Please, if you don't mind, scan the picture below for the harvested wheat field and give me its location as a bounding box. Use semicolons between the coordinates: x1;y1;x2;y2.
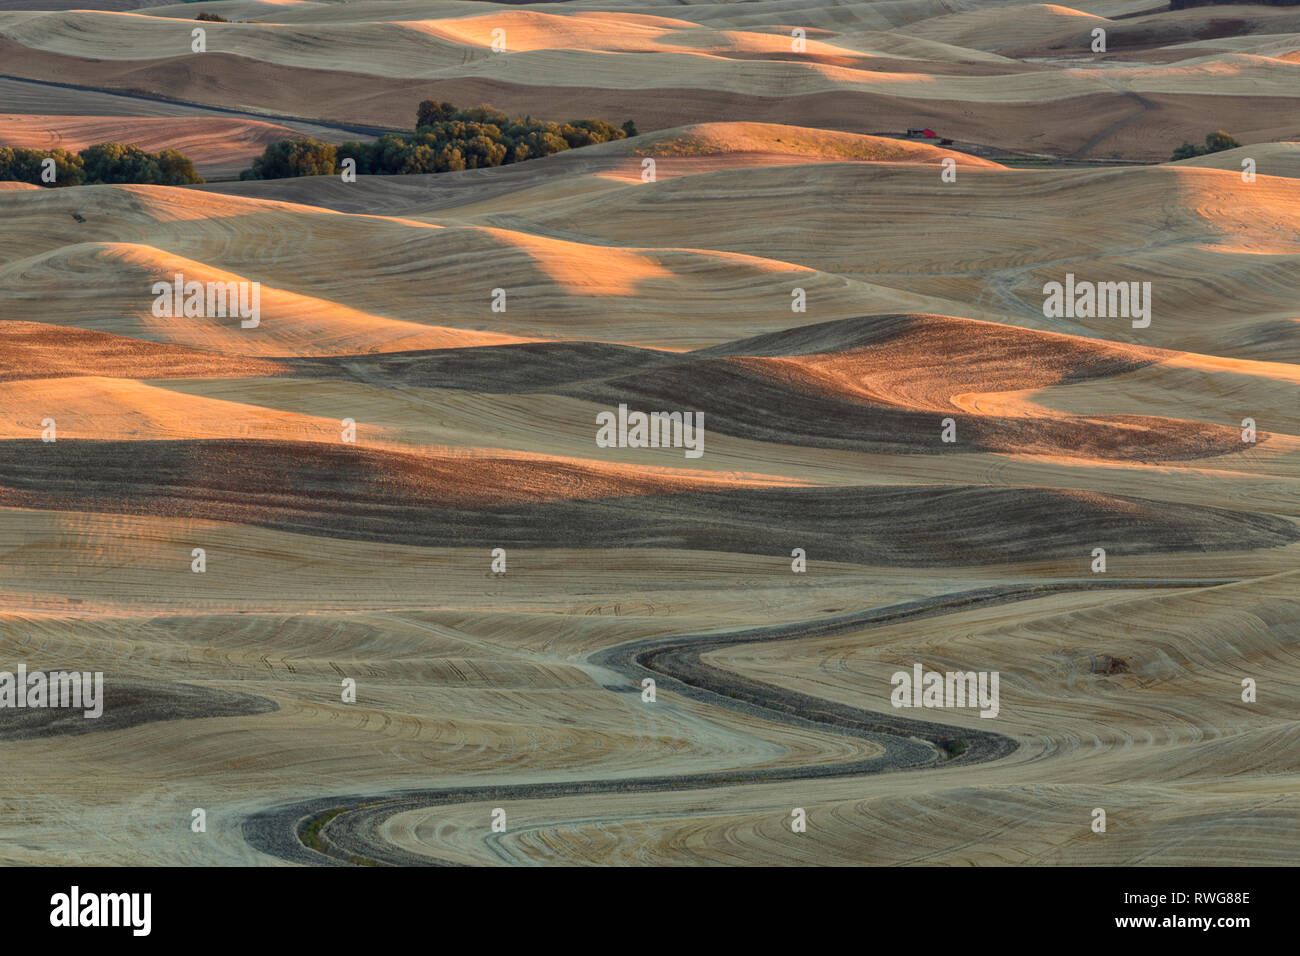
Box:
0;0;1296;891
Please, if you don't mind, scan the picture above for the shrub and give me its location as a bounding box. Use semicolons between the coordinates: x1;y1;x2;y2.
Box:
938;738;968;759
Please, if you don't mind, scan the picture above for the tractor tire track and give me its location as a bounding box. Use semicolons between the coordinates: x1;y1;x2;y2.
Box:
1069;88;1156;160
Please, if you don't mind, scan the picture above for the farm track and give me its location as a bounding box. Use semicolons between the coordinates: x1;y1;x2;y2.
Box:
0;73;399;138
241;577;1236;866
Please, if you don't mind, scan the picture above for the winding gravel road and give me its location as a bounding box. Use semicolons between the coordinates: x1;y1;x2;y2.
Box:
241;578;1236;866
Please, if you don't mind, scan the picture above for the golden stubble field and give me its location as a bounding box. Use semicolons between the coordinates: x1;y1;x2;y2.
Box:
0;0;1297;865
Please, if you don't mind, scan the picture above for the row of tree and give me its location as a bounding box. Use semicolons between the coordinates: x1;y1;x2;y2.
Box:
0;143;204;187
1169;130;1241;161
240;101;638;180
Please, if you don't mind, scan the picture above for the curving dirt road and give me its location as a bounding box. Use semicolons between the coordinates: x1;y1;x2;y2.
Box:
0;74;397;139
241;577;1236;866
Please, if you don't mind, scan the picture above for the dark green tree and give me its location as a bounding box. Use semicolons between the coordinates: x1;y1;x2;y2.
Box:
0;144;199;186
241;137;337;180
80;143;164;184
0;146;85;186
336;141;373;175
416;100;458;129
239;103;633;179
1204;130;1241;153
154;148;204;185
1169;130;1242;162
